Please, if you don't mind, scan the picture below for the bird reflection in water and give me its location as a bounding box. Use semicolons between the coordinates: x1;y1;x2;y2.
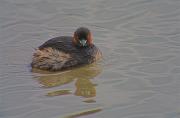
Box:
33;64;101;100
75;78;96;98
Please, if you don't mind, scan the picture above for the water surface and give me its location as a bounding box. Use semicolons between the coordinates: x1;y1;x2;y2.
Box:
1;0;180;118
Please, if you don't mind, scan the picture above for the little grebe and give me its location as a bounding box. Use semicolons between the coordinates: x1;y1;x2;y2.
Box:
31;27;102;71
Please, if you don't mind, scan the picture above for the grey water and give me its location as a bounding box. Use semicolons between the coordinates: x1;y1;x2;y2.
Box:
1;0;180;118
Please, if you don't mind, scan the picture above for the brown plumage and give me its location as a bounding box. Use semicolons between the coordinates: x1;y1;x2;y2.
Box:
31;27;102;71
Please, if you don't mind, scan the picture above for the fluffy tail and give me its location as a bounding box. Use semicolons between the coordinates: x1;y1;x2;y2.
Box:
31;47;71;71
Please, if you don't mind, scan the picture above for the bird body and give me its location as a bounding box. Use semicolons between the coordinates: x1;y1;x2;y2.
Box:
31;27;102;71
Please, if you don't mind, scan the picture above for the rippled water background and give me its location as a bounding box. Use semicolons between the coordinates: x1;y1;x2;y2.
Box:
1;0;180;118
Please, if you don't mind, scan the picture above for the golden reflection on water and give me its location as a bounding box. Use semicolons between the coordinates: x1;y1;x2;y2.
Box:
64;107;102;118
46;90;71;97
75;78;96;98
33;64;102;98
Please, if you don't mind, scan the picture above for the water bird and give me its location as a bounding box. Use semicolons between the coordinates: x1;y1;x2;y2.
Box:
31;27;102;71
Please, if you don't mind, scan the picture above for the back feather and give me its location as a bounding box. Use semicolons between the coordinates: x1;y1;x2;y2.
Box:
31;47;71;71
